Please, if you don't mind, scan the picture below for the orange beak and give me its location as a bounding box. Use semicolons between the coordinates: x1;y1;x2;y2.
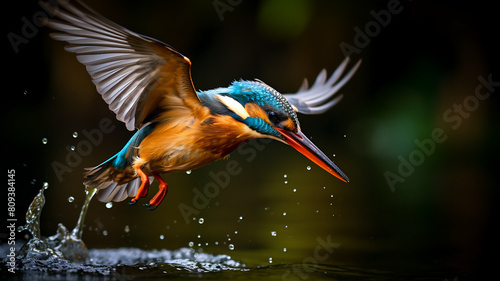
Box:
275;128;349;183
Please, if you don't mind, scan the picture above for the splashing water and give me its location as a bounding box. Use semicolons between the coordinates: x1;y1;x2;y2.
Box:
18;188;44;236
17;187;97;263
7;186;246;277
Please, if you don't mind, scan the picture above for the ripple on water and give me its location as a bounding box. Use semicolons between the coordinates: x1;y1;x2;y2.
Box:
2;245;246;276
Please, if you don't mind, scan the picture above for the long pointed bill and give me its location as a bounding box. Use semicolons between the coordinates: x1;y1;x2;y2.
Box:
275;128;349;183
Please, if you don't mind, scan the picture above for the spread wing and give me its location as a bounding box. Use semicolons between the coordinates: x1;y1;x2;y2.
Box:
41;0;200;131
283;57;361;114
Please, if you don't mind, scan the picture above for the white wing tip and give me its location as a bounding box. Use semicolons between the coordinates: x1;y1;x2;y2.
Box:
284;58;361;114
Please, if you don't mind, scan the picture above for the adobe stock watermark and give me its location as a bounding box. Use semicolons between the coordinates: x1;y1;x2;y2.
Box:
213;0;244;21
51;118;116;183
7;0;70;54
282;235;340;281
384;74;499;192
178;138;271;224
339;0;412;58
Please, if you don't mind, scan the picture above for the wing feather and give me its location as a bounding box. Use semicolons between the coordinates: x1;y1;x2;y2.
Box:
42;0;200;130
283;57;361;114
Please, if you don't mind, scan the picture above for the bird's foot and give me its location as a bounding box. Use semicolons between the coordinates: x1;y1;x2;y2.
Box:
129;167;150;205
143;174;169;210
144;203;157;211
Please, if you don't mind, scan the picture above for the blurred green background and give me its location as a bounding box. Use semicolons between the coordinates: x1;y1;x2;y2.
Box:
3;0;498;279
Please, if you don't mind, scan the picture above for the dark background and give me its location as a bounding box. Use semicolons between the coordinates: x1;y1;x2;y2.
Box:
3;0;499;279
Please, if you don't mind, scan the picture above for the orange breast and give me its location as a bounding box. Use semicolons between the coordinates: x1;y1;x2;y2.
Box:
136;113;254;174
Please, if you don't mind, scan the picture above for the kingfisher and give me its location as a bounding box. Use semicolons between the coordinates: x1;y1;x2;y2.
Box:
42;0;360;210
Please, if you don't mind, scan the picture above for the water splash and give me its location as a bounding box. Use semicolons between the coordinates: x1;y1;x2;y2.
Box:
8;186;246;277
17;187;97;263
15;189;54;261
17;188;44;238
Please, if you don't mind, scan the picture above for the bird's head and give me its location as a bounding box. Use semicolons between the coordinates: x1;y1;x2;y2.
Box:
199;80;349;183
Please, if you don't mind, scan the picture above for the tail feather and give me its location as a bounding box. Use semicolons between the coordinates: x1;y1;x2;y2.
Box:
83;123;156;202
94;179;134;202
92;176;155;203
83;156;140;203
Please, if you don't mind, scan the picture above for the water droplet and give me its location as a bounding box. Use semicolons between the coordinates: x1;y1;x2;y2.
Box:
186;170;192;175
332;153;336;157
188;241;194;247
343;134;347;138
283;174;287;178
42;182;49;189
197;234;201;239
293;189;297;193
282;212;287;216
215;241;219;245
72;132;78;138
70;146;75;151
42;138;48;144
124;225;130;233
306;166;311;171
102;230;108;236
330;194;334;198
228;244;235;250
23;90;28;95
284;180;288;184
269;257;273;263
234;230;238;234
105;202;113;209
315;210;319;213
239;216;243;220
283;248;287;252
159;234;164;240
68;196;74;203
198;218;204;224
271;231;277;237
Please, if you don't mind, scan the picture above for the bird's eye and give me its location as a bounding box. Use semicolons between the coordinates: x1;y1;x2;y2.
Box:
267;111;280;124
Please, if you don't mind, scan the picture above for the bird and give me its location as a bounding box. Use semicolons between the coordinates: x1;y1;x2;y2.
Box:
41;0;361;210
